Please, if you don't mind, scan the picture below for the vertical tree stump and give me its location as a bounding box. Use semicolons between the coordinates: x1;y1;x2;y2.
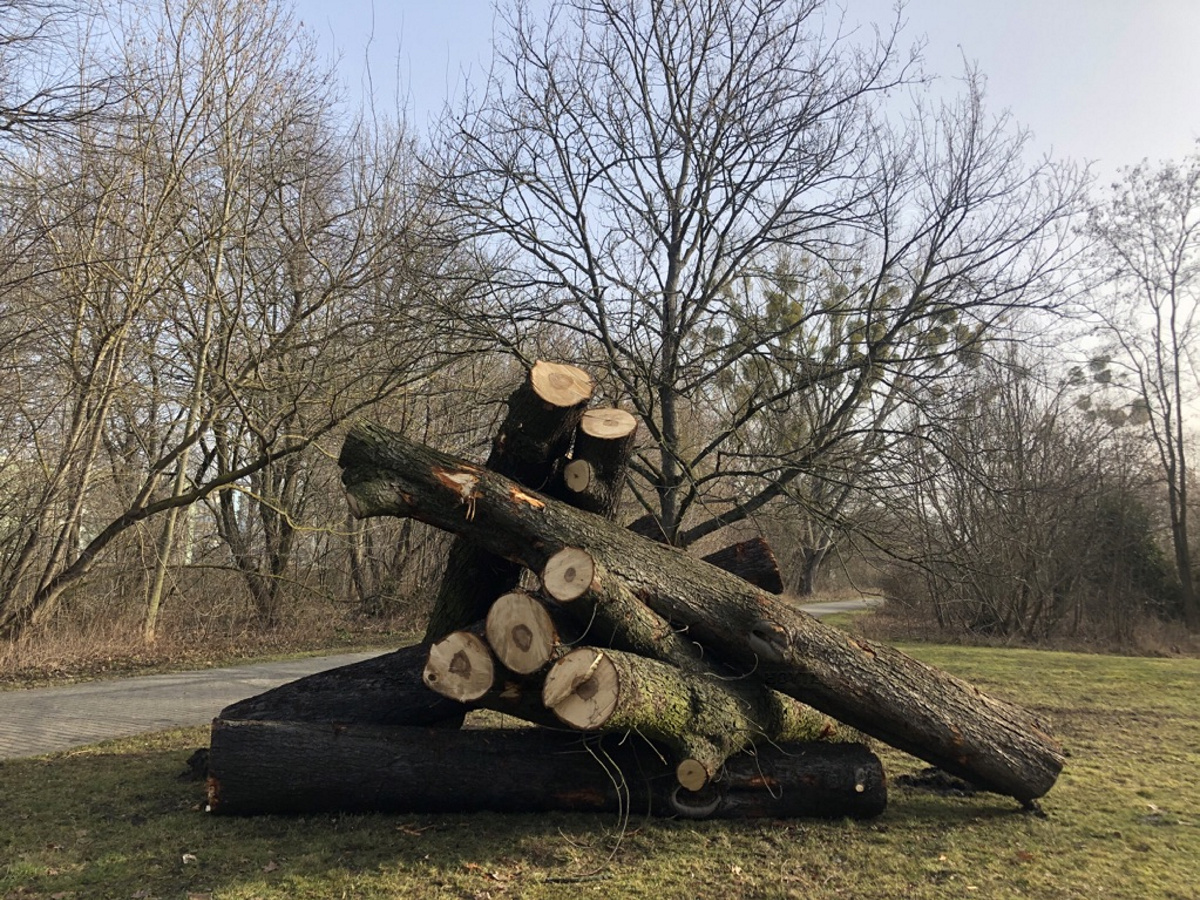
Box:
423;360;592;643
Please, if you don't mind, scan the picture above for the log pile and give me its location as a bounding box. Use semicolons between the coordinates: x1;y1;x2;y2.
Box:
207;361;1064;820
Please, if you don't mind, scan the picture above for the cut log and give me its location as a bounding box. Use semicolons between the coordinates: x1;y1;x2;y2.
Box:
485;590;564;674
422;625;567;728
217;643;461;727
542;645;845;790
207;719;886;819
423;630;495;702
542;546;703;664
556;407;638;517
701;537;785;594
339;422;1065;802
541;547;853;786
423;360;593;643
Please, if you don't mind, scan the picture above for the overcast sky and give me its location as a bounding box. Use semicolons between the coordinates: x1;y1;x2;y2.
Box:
293;0;1200;179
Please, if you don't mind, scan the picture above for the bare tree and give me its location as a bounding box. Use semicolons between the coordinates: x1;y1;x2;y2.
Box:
1086;142;1200;631
436;0;1082;560
0;0;452;640
0;0;116;145
885;347;1175;643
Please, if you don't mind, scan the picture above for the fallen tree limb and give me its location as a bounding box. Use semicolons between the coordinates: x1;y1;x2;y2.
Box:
206;719;886;819
217;643;460;727
339;422;1065;802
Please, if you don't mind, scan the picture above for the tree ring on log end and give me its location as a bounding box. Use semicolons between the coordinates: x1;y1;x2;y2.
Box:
530;361;593;408
579;407;637;439
676;758;711;792
563;459;593;492
423;631;494;701
486;591;558;674
542;547;595;602
542;647;618;727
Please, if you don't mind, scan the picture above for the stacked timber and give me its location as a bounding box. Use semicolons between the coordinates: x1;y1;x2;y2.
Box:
206;361;1064;820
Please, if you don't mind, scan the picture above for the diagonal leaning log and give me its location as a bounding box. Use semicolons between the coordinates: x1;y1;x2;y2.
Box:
339;421;1065;803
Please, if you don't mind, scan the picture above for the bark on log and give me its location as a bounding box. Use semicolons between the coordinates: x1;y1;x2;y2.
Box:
542;645;846;790
339;422;1065;802
207;719;886;819
555;407;637;517
217;638;546;730
701;537;785;594
217;643;461;727
540;546;853;767
423;360;593;643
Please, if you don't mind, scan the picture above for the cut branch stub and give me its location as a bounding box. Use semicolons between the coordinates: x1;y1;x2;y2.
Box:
423;631;495;702
485;591;559;675
562;459;594;493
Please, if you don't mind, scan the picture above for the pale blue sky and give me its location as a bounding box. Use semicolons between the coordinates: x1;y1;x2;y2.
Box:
293;0;1200;177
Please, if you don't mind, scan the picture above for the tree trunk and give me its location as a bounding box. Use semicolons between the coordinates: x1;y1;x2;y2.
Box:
206;719;886;819
423;360;593;643
340;422;1065;803
701;537;785;594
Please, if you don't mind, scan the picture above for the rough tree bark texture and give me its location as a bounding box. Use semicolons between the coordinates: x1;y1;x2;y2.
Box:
340;422;1065;802
543;644;846;790
217;643;460;727
217;638;551;730
423;361;593;643
206;719;886;819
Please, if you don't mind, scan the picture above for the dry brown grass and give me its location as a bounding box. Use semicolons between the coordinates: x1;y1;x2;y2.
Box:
0;602;417;689
853;601;1200;658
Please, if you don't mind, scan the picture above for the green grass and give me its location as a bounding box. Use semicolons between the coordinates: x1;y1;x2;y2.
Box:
2;645;1198;899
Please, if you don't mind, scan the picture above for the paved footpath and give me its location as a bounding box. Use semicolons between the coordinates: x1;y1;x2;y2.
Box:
0;652;382;760
0;599;877;761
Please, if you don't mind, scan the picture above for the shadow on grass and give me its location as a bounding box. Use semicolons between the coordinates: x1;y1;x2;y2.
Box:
0;728;1046;900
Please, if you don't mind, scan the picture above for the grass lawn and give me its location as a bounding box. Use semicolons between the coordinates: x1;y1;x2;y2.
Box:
2;644;1197;899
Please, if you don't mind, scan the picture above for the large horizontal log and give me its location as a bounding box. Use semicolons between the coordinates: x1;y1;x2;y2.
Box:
206;719;886;819
217;638;545;730
217;643;459;727
340;423;1065;803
